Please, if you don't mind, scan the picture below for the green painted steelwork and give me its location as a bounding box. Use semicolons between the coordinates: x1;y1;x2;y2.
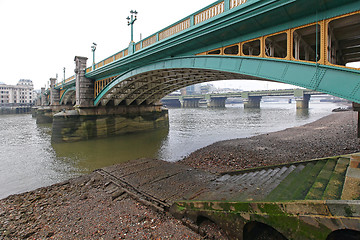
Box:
84;0;359;79
59;87;76;105
94;56;360;106
52;0;360;107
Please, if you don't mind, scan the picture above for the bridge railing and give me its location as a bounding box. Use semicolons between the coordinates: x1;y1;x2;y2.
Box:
194;1;225;25
196;10;360;72
55;75;75;88
84;0;248;74
230;0;247;9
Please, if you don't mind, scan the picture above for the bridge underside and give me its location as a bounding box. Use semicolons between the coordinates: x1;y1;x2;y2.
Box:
95;56;360;107
60;87;76;105
97;68;264;107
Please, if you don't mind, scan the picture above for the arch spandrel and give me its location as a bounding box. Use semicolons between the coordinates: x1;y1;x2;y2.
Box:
59;87;76;105
94;56;360;106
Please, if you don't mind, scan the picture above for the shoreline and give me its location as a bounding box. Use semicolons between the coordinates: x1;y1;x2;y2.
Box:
181;111;360;173
1;111;359;239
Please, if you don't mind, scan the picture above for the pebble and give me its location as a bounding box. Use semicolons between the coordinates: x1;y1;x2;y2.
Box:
181;112;360;173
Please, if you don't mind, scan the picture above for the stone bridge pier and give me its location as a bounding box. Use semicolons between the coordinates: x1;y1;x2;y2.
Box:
161;98;182;108
50;78;60;106
243;96;262;108
51;56;169;143
179;97;201;108
294;90;311;109
206;96;227;108
35;78;70;124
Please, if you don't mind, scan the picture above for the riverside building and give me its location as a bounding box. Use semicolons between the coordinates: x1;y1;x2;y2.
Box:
0;79;35;105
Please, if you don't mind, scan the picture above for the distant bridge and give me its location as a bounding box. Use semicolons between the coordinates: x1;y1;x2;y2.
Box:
162;89;325;108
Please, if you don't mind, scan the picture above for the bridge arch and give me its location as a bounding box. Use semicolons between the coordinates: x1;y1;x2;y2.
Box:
326;229;360;240
243;221;287;240
60;87;76;105
94;56;360;106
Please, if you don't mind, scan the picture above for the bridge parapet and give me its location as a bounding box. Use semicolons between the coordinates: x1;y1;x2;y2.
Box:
84;0;249;74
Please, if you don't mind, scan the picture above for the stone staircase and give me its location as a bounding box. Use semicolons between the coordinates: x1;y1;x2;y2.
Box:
97;155;356;208
172;155;360;239
196;156;351;202
97;155;359;239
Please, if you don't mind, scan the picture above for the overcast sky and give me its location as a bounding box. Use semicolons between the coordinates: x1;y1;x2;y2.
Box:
1;0;357;91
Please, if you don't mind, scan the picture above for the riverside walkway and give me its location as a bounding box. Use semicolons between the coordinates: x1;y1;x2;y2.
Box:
96;155;360;239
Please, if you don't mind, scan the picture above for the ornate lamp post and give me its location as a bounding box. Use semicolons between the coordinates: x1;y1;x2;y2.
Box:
126;10;138;43
91;42;97;71
126;10;138;54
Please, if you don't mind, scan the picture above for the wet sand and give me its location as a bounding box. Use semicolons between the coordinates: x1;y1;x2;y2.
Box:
1;111;359;239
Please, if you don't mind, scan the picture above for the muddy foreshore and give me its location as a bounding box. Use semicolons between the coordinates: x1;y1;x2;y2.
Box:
181;111;360;173
1;111;359;239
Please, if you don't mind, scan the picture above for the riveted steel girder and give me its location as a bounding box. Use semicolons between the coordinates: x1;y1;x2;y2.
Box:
94;56;360;106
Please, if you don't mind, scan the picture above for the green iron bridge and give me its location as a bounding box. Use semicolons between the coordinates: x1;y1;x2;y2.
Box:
33;0;360;150
38;0;360;109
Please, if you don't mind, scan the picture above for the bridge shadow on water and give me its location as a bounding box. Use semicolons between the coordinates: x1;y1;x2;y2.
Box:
51;128;169;174
46;102;337;178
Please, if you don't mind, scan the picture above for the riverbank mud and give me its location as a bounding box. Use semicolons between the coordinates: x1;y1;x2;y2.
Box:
0;172;201;239
181;111;360;173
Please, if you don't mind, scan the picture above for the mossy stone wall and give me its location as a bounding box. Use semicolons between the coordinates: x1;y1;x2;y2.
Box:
51;108;168;142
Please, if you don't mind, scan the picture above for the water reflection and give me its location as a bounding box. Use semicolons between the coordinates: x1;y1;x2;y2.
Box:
296;108;310;119
52;128;169;173
0;102;341;199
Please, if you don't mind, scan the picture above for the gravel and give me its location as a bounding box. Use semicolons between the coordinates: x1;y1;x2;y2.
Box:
181;111;360;173
0;173;201;239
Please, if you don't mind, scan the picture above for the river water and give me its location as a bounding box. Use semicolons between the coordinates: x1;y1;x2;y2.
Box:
0;101;341;199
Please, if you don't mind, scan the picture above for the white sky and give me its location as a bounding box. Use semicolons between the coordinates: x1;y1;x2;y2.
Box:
0;0;214;89
0;0;357;91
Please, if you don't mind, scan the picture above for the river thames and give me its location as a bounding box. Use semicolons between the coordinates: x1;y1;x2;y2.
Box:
0;101;341;199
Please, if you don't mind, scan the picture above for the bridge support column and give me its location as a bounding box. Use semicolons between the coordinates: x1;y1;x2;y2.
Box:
294;89;310;109
75;56;94;107
40;87;46;106
51;104;168;142
36;107;53;124
352;102;360;138
161;99;181;108
244;96;262;108
295;95;310;109
207;97;227;108
180;98;200;108
50;78;60;106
